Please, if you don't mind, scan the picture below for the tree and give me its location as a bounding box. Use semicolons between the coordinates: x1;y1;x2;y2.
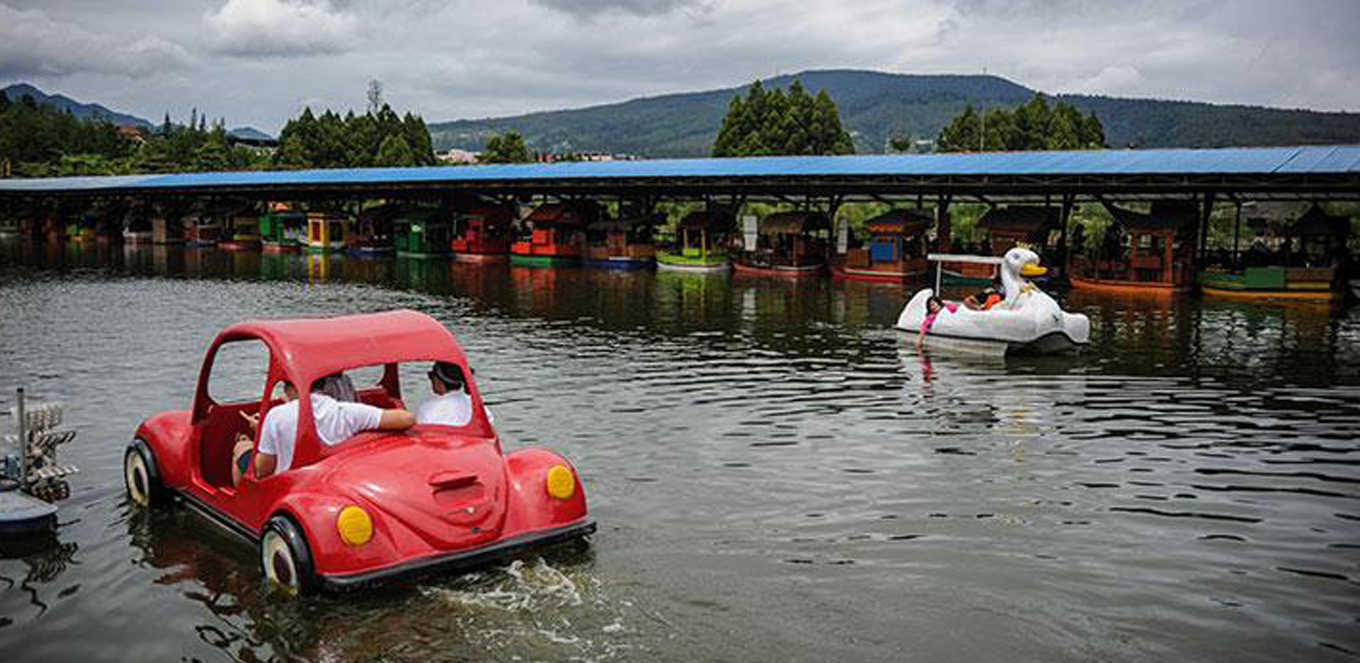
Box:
376;134;416;166
712;78;854;157
937;94;1106;152
482;131;532;163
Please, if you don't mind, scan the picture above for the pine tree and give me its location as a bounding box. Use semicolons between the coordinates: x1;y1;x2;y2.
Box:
376;134;416;166
482;131;531;163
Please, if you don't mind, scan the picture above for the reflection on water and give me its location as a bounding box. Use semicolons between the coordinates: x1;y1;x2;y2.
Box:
1;241;1358;662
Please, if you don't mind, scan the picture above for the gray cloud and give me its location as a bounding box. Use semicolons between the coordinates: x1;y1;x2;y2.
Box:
5;0;1358;136
530;0;716;19
0;4;195;79
201;0;360;57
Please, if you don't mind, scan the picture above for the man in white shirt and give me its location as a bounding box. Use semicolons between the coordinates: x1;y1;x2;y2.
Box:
232;375;415;484
416;362;479;426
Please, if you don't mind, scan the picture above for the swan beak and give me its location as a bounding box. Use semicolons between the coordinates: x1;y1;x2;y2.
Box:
1021;263;1047;277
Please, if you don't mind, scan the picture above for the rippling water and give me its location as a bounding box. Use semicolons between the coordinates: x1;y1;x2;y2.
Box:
1;241;1358;662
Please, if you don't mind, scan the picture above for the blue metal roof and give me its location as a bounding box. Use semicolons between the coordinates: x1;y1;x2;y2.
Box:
1;145;1357;193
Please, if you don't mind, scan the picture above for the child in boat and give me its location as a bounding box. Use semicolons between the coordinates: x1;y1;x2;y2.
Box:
963;278;1005;310
916;296;958;349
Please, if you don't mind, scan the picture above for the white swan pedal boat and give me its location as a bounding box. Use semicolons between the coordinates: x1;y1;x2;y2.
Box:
897;248;1091;355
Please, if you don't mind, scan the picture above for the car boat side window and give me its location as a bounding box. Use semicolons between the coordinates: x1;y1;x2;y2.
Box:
208;339;272;404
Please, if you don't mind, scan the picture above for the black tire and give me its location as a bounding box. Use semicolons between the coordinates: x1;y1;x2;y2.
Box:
260;516;317;595
124;440;163;508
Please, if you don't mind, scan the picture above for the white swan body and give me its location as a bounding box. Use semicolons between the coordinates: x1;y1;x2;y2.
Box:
897;248;1090;354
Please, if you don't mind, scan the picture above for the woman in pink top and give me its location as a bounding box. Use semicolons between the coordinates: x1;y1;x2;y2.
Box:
916;296;957;349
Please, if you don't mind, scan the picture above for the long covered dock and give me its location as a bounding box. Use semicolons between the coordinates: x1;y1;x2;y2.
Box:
1;145;1358;203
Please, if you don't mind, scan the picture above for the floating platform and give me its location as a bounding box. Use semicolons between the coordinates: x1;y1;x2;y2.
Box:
0;489;57;535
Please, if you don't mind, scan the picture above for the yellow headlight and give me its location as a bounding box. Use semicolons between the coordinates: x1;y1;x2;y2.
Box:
337;505;373;546
546;465;576;500
1021;263;1047;276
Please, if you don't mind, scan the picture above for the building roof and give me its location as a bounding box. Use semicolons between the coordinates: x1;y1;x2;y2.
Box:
759;211;830;235
866;208;933;234
679;210;734;230
525;201;601;225
2;145;1357;202
977;206;1061;234
1291;204;1350;236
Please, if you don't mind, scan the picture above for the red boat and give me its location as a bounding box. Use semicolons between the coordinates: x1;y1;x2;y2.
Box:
509;202;597;266
451;204;514;262
124;310;593;593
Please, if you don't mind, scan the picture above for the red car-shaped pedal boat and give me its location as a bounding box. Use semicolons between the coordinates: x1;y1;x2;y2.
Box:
124;310;594;593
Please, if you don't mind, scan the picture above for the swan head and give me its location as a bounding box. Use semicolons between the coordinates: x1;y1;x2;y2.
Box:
1004;247;1046;279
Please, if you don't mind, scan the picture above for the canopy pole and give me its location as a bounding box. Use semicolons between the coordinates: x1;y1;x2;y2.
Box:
1233;201;1242;268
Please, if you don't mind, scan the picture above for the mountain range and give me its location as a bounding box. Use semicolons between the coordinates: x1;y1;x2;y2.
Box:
7;71;1360;158
427;69;1360;157
0;83;274;142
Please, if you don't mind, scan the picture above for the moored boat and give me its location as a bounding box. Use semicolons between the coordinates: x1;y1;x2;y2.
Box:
394;206;451;259
1070;201;1198;294
584;214;657;269
657;209;733;273
732;211;829;277
450;203;513;262
1198;204;1349;301
509;201;594;267
346;203;397;256
260;206;305;253
831;208;931;283
304;211;348;253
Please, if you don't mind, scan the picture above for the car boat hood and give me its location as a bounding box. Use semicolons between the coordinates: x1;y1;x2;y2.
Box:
315;429;509;551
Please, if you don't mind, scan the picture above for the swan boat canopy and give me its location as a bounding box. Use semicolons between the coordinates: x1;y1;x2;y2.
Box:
897;248;1091;355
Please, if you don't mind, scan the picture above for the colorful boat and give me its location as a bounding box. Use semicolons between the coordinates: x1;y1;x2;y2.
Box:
304;212;348;253
831;208;931;283
1069;201;1199;295
183;215;220;246
450;204;513;262
347;204;397;256
395;207;452;259
509;202;594;267
1199;266;1343;300
260;208;305;253
584;215;657;269
1198;204;1350;301
219;205;262;251
657;210;733;273
732;211;830;277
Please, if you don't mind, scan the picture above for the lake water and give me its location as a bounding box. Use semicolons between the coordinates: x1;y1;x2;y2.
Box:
1;240;1358;662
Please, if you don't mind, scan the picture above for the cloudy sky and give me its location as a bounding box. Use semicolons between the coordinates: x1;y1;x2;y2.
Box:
2;0;1357;133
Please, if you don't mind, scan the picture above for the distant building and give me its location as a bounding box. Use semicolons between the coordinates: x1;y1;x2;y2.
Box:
116;124;147;144
534;151;640;163
439;149;479;164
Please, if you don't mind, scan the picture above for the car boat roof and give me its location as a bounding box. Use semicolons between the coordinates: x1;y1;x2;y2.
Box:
217;309;465;384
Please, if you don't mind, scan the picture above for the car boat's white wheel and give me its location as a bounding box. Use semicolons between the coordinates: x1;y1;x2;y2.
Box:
261;517;316;595
124;442;160;508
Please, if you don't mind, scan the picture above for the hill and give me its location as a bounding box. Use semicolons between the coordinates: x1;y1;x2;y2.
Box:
427;69;1360;156
1;83;153;129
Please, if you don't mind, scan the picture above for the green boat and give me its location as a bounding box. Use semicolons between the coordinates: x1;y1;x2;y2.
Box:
509;253;580;267
394;208;451;258
259;210;305;251
656;209;733;273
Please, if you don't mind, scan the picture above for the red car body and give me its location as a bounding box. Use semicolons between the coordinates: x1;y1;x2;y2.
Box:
128;310;593;591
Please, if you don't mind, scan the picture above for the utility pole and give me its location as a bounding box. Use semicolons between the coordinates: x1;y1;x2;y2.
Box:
979;67;987;152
